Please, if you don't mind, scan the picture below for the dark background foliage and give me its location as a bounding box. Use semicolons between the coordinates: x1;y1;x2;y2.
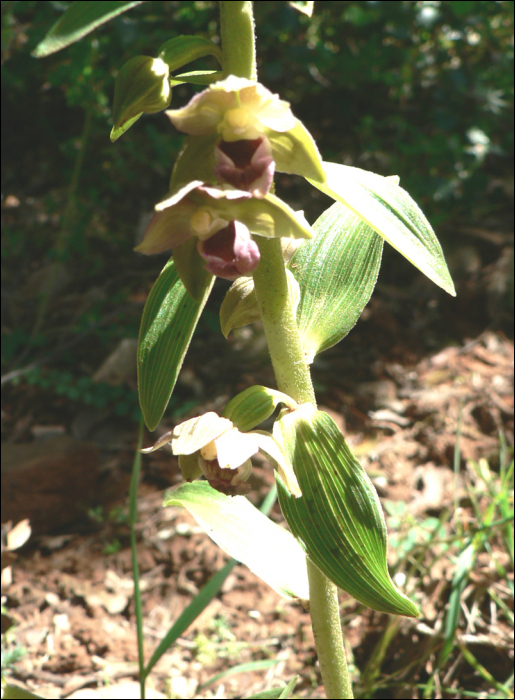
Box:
1;0;513;421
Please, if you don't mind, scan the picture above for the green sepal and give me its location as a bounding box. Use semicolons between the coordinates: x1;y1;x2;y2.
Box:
219;276;260;338
270;120;325;183
32;1;143;58
169;134;218;192
179;453;203;482
223;385;298;432
157;35;223;73
308;162;455;296
111;56;171;142
230;195;313;240
288;201;383;362
274;404;420;617
138;257;214;430
173;236;214;302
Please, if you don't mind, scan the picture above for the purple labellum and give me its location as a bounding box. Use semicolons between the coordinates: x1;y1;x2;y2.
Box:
201;458;252;496
214;137;275;197
198;221;260;280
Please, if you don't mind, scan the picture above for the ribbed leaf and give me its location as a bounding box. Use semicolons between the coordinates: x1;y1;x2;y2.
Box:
308;162;455;296
275;405;419;617
138;257;213;430
164;481;309;600
32;1;143;57
289;201;383;362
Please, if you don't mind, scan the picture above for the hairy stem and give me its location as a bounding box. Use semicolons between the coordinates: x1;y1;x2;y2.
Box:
219;2;352;697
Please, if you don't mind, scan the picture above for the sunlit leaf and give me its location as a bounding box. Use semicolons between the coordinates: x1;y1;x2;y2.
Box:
164;481;309;600
289;201;383;362
158;35;222;72
138;257;213;430
275;405;420;616
308;162;455;296
33;1;144;57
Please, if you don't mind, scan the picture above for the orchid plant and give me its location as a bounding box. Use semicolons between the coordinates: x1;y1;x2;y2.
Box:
31;3;456;699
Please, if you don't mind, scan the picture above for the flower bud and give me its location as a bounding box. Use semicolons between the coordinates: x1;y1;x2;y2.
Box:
111;56;171;142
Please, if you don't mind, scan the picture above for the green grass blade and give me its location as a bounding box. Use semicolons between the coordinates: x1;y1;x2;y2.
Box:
199;659;281;691
144;557;237;677
144;485;278;678
128;417;145;698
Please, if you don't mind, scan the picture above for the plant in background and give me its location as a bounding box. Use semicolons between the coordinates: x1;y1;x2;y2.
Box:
25;2;457;699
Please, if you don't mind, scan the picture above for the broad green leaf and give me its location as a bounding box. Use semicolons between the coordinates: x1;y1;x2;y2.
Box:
308;162;455;296
164;481;309;600
138;257;213;430
275;404;419;617
158;35;223;72
288;201;383;362
32;1;143;57
223;385;298;432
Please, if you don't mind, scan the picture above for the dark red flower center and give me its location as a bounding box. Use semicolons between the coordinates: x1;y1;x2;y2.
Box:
218;138;263;169
202;223;236;262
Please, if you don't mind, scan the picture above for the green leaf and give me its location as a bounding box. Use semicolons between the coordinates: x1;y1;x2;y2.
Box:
223;385;298;432
308;162;456;296
275;405;420;617
169;70;224;87
289;201;383;362
32;1;144;57
158;35;223;72
138;257;214;430
164;481;309;600
173;236;214;302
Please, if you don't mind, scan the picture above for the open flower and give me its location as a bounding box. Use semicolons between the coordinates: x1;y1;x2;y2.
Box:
165;76;325;195
135;180;313;292
142;409;301;497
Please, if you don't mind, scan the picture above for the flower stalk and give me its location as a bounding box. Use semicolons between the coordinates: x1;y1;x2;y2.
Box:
219;2;352;697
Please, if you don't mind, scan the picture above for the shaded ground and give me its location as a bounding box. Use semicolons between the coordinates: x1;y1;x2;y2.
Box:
2;320;513;699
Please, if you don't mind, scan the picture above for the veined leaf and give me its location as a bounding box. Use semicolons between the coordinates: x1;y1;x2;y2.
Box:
164;481;309;600
307;162;455;296
275;404;419;617
289;201;383;362
138;257;213;430
158;36;222;72
33;1;144;57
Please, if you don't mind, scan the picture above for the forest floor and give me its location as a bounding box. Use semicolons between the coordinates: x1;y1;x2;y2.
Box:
2;307;513;699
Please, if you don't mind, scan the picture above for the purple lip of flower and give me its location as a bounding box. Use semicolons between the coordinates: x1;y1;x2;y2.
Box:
201;457;252;496
214;137;275;197
197;221;260;281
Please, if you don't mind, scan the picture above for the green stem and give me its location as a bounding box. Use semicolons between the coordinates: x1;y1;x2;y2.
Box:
308;561;353;699
219;1;256;80
219;3;352;697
